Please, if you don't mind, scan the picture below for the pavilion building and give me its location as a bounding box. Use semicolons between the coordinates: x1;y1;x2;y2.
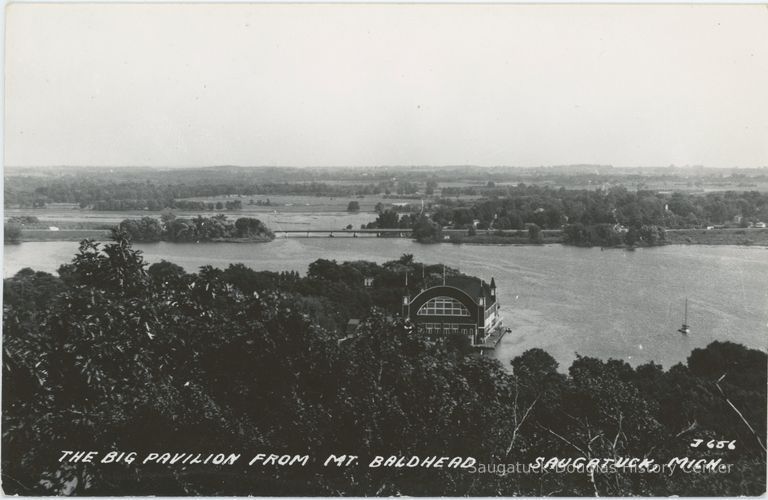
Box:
402;276;502;346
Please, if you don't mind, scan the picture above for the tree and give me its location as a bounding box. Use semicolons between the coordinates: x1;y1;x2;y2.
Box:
398;253;414;265
369;210;400;229
4;223;22;243
346;201;360;212
4;234;767;496
639;225;666;246
624;226;640;246
528;223;543;243
3;268;66;312
118;217;163;242
452;208;474;227
147;260;188;287
412;216;443;243
234;217;273;239
160;210;176;226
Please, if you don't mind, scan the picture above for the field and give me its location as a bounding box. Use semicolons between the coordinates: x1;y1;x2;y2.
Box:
4;195;393;231
6;208;378;242
176;194;434;213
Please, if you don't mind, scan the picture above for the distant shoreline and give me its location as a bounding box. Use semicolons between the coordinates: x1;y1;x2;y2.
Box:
8;227;768;248
447;227;768;247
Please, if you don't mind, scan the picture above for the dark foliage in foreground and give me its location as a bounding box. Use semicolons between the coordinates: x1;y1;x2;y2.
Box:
2;236;766;496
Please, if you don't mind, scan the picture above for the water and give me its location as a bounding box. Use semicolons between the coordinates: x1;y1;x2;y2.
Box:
4;239;767;371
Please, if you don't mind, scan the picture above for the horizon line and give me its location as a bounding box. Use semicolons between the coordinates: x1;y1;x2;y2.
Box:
6;164;768;170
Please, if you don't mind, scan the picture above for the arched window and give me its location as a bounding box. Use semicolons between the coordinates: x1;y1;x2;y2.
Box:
417;297;470;316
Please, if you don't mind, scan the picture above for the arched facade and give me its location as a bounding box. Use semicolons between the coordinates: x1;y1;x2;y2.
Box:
417;296;470;317
403;277;500;346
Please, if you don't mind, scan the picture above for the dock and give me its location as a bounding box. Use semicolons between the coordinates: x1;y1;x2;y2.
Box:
473;326;508;350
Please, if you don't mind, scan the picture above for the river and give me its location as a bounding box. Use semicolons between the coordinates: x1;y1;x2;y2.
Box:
4;238;767;371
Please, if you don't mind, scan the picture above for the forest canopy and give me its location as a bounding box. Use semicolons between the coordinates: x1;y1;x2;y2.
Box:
2;234;766;496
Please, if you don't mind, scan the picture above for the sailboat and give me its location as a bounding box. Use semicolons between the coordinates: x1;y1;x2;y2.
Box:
677;298;691;335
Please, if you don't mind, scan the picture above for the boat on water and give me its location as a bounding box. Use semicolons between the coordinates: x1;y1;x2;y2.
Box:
678;298;691;335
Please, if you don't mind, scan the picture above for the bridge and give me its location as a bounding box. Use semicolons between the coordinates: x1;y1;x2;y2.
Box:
274;228;553;238
276;228;415;238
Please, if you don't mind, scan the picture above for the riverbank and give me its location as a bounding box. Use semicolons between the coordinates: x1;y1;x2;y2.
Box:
445;230;562;245
665;227;768;246
14;229;112;242
10;229;768;247
8;223;768;248
444;227;768;247
8;230;274;244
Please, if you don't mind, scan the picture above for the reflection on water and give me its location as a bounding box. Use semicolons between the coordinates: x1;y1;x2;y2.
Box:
4;237;767;371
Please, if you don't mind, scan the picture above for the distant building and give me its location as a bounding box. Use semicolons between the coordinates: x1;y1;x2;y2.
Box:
402;276;501;346
363;277;374;287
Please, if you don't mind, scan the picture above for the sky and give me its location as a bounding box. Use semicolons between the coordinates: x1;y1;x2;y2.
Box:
5;3;768;168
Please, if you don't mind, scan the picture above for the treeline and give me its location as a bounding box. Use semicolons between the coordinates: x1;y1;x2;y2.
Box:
433;185;768;230
4;177;425;209
94;199;244;211
355;185;768;247
562;223;666;247
117;215;274;243
364;207;664;247
10;169;768;233
365;209;421;230
363;210;443;243
2;236;766;495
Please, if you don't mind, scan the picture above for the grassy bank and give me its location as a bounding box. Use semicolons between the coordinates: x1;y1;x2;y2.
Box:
445;229;562;245
209;236;275;243
12;231;275;244
665;227;768;246
448;227;768;247
17;229;112;242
